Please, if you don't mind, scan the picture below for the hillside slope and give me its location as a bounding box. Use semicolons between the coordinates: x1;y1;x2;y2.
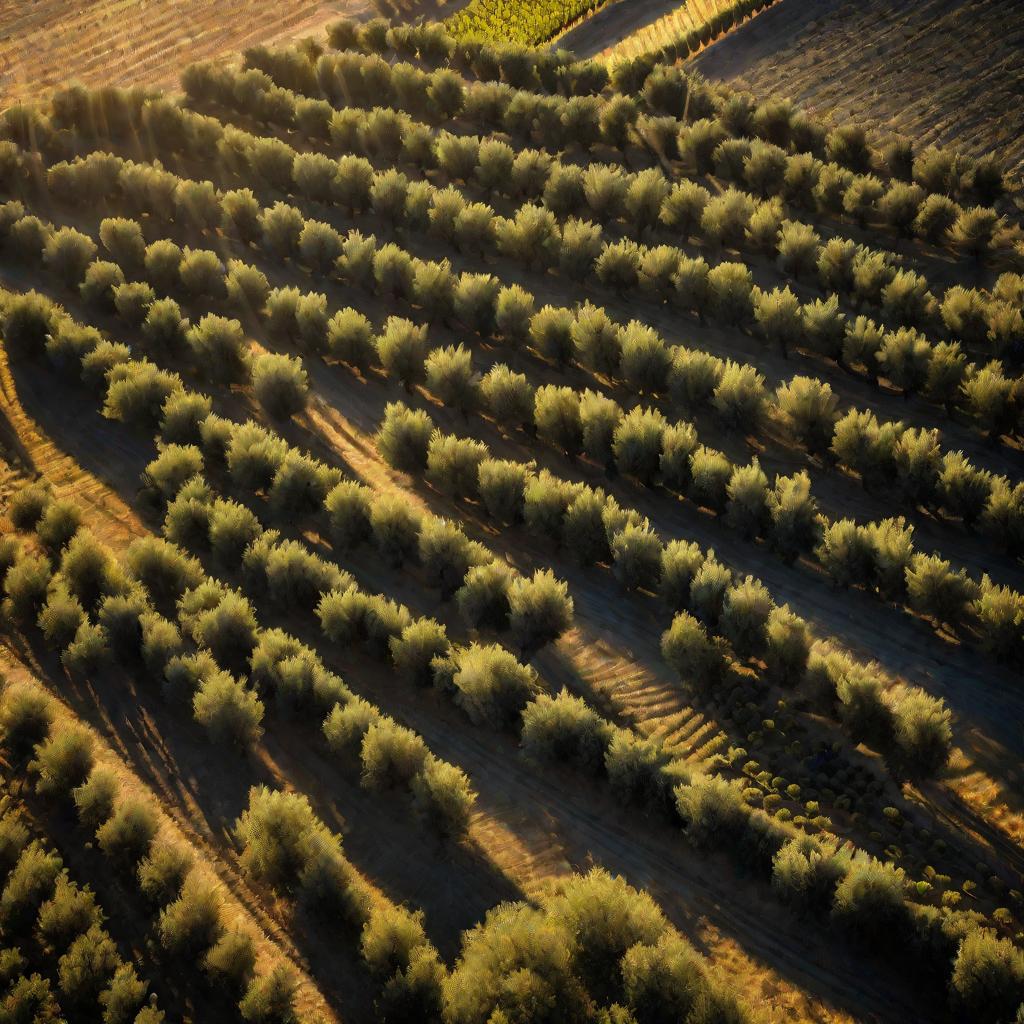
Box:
692;0;1024;187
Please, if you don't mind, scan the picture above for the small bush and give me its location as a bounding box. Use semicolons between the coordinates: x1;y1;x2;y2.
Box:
831;860;910;951
764;605;811;686
604;730;671;811
80;260;125;310
776;376;840;455
424;345;478;415
661;611;726;692
949;928;1024;1023
376;316;428;390
72;767;118;830
480;364;534;432
95;799;158;865
193;670;264;750
44;227;97;287
508;569;573;655
30;724;94;799
688;446;732;515
3;552;53;624
187;314;250;383
0;685;53;760
239;963;298;1024
142;297;189;353
425;433;489;499
360;718;428;791
205;926;257;995
251;352;308;420
535;385;582;456
191;591;259;675
390;619;450;687
138;842;194;907
611;524;662;593
451;644;538;730
689;555;732;627
417;518;482;598
370;495;423;567
325;481;373;551
157;871;223;956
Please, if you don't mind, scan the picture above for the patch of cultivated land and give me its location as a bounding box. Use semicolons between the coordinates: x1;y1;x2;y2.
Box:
0;14;1023;1024
0;0;455;103
692;0;1024;186
0;1;341;100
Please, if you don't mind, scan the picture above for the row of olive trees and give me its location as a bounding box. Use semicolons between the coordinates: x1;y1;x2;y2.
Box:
374;405;959;774
3;165;1020;608
300;46;1007;254
233;784;453;1019
181;458;995;1022
671;769;1024;1024
4;294;1014;1024
0;797;162;1024
3;195;1019;656
8;102;1019;450
171;57;1013;335
26;142;1020;541
0;290;799;851
0;680;296;1023
366;319;1016;664
304;18;1009;209
9;164;1018;548
3;474;479;842
18;77;1017;378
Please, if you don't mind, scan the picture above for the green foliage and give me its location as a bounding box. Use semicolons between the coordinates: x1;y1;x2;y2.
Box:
44;227;97;287
251;353;308;420
521;690;611;774
613;407;666;485
158;871;223;956
377;401;433;474
30;724;94;799
377;316;427;389
949;929;1024;1022
661;611;725;692
417;517;484;597
187;314;250;383
508;569;573;654
239;963;298;1023
611;524;662;593
425;344;478;414
95;798;158;865
370;494;423;567
451;643;538;730
426;432;489;498
360;718;428;791
193;670;264;750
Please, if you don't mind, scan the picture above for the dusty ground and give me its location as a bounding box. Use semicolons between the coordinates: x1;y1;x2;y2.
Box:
692;0;1024;185
0;0;458;103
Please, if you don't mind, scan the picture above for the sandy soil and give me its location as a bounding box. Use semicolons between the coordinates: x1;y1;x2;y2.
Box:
0;0;461;104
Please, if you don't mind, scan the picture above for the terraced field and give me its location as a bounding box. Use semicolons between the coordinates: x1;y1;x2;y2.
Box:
0;11;1022;1024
